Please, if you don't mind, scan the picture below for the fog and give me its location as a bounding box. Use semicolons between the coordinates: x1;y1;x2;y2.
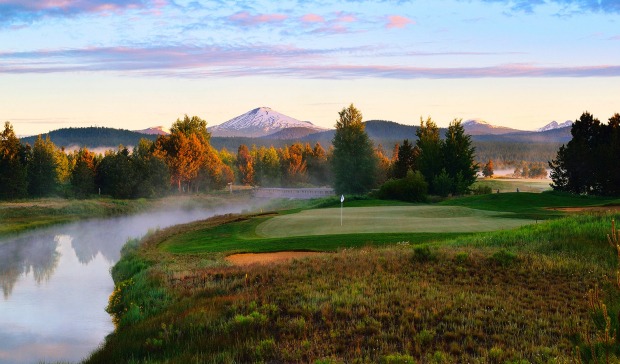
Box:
0;200;258;364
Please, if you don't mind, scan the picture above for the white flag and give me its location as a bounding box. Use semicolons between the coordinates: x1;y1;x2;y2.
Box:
340;195;345;203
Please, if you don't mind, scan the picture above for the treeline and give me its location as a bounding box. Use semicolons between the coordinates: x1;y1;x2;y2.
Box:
0;117;232;200
21;127;157;149
550;112;620;196
330;105;478;201
232;143;331;188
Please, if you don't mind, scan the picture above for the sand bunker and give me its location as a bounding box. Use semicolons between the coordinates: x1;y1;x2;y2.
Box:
226;251;324;266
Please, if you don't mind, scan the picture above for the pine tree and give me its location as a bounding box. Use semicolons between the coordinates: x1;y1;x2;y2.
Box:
392;139;417;179
0;122;28;200
443;119;478;195
331;104;377;194
27;135;60;197
415;117;443;194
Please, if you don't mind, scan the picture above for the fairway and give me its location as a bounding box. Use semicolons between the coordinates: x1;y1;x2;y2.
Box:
255;206;534;238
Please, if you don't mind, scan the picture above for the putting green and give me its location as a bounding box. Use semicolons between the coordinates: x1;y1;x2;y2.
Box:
255;206;534;238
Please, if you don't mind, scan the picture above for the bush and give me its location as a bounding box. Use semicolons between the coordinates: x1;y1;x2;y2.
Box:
472;185;492;195
489;250;518;267
376;170;428;202
413;246;436;262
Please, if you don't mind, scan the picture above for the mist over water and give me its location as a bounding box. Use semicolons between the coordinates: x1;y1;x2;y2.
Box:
0;202;254;364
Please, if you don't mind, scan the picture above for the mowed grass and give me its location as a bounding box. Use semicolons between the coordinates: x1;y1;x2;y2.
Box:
442;191;620;219
256;206;534;237
161;213;468;254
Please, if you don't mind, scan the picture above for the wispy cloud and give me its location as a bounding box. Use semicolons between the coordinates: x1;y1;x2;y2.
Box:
226;11;288;27
385;15;414;29
0;0;167;23
479;0;620;14
0;45;617;79
300;13;325;23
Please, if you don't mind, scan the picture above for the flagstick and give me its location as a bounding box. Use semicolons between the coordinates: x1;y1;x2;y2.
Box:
340;200;343;226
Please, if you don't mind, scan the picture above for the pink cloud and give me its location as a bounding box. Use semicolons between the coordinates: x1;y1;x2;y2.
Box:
300;13;325;23
227;11;288;27
334;13;356;23
386;15;414;29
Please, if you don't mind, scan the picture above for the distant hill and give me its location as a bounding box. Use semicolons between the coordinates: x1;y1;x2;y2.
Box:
263;127;324;140
21;127;158;149
472;126;571;143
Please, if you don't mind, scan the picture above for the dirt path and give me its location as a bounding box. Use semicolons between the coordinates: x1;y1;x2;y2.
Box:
225;251;325;266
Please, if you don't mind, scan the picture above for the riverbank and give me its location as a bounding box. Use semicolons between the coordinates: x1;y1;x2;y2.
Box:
0;192;256;239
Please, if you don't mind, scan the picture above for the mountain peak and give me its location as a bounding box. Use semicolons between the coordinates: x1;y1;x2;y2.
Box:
134;126;170;135
537;120;573;132
462;119;523;135
209;107;326;138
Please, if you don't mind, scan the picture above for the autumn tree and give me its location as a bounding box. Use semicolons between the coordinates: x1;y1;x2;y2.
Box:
0;122;28;199
282;143;307;186
236;144;254;185
482;160;494;178
374;144;391;186
154;115;211;192
331;104;377;194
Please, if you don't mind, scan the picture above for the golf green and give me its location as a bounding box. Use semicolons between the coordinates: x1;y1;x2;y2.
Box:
255;205;535;238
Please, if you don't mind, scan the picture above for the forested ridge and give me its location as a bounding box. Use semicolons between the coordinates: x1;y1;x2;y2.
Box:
21;127;157;148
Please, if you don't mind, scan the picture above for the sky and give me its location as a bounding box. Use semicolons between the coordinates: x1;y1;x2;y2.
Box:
1;0;619;136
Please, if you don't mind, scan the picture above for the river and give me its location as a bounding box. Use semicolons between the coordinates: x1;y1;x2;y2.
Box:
0;204;248;364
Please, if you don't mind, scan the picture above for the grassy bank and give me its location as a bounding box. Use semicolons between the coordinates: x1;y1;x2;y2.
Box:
0;192;258;239
86;193;620;363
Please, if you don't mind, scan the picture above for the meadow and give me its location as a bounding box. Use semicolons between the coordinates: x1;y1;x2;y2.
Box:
85;191;620;363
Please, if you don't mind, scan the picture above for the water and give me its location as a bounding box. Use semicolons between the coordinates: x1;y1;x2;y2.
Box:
0;205;246;364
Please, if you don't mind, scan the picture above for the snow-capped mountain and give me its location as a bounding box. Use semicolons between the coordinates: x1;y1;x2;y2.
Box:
134;126;170;135
208;107;326;138
537;120;573;132
462;119;523;135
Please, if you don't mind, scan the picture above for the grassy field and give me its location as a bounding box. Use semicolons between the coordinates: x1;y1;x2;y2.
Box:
473;178;552;193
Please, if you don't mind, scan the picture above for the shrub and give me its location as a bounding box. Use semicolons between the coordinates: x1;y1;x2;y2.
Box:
376;170;428;202
380;353;416;364
489;250;518;267
472;185;492;195
413;246;436;263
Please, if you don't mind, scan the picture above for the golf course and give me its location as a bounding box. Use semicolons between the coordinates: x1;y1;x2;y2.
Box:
85;188;620;363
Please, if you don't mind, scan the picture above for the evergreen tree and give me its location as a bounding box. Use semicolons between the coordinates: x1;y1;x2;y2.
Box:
442;119;478;195
550;112;602;194
27;135;60;197
331;104;377;194
392;139;417;179
0;122;28;200
415;117;443;194
70;147;96;198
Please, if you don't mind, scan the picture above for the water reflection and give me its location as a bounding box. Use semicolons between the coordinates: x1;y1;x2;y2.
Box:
0;204;247;364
